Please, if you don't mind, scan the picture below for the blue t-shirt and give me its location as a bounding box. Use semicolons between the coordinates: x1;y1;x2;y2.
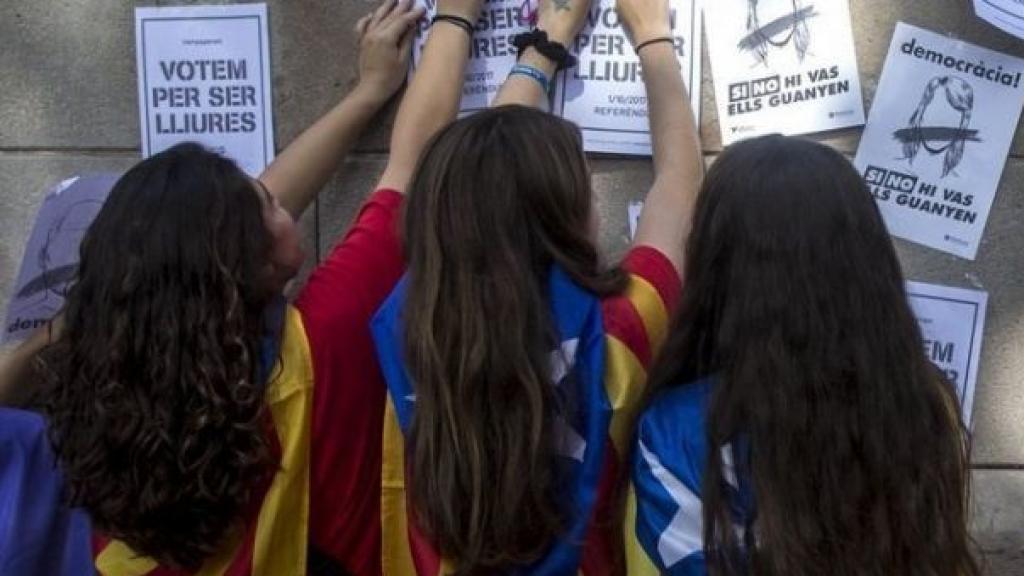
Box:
629;377;754;575
0;407;92;574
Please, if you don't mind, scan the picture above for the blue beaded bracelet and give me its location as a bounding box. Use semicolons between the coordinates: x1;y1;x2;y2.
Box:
509;63;552;93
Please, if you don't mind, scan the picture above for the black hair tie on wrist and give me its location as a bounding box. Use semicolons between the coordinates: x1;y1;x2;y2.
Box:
511;29;578;71
635;36;676;53
431;14;475;36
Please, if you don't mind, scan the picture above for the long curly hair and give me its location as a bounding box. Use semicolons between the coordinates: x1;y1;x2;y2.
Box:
644;135;979;576
37;143;277;570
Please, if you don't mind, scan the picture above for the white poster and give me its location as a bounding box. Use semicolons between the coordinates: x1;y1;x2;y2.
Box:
853;23;1024;260
705;0;864;144
558;0;703;155
413;0;702;156
413;0;532;113
135;4;275;177
974;0;1024;40
906;281;988;425
628;200;643;239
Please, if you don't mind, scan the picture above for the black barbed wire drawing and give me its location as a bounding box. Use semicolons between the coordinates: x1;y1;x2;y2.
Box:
893;76;981;178
738;0;818;66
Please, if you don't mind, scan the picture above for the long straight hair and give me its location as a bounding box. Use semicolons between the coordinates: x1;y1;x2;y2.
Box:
402;105;626;574
645;135;979;576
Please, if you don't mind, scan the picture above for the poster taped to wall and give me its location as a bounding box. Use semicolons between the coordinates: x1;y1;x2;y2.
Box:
974;0;1024;40
557;0;703;155
413;0;703;156
906;281;988;425
3;175;119;344
628;200;643;239
135;4;275;177
853;23;1024;260
412;0;532;113
704;0;865;144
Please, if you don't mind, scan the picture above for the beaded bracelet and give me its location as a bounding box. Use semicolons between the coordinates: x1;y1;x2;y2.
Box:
509;63;552;93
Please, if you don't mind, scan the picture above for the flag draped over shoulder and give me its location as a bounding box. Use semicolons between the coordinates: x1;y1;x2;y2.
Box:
91;304;314;576
624;378;754;576
372;266;613;575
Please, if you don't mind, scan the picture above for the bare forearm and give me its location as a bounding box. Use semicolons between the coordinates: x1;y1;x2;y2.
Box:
261;87;388;218
493;48;557;109
642;43;700;186
377;24;473;192
633;42;701;271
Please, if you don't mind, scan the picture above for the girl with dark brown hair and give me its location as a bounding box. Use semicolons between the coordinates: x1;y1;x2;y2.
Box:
624;137;980;574
0;2;423;573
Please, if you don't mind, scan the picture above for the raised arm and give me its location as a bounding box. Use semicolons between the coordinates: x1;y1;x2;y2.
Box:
620;0;702;274
376;0;484;193
492;0;595;109
260;0;423;218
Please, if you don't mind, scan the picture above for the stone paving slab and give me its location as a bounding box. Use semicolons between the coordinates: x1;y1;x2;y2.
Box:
315;155;388;259
979;532;1024;576
0;2;140;149
973;469;1024;575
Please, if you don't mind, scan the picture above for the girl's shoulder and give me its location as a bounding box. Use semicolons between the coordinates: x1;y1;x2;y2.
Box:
638;376;715;446
633;376;718;497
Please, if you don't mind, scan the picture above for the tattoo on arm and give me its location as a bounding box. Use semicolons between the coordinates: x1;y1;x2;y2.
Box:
553;0;571;12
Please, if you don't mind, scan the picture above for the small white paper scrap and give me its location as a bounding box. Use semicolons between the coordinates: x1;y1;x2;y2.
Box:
906;281;989;425
628;200;643;239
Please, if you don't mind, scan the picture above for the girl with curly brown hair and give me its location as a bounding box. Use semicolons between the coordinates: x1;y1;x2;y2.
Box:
0;1;423;574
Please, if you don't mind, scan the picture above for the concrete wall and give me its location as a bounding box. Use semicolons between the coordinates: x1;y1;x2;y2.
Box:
1;0;1021;571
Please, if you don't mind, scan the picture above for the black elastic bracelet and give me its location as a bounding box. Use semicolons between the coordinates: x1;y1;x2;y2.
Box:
431;14;475;36
511;29;578;70
635;37;676;53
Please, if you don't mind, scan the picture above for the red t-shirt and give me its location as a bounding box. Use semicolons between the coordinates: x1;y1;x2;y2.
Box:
295;189;405;574
294;189;681;574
